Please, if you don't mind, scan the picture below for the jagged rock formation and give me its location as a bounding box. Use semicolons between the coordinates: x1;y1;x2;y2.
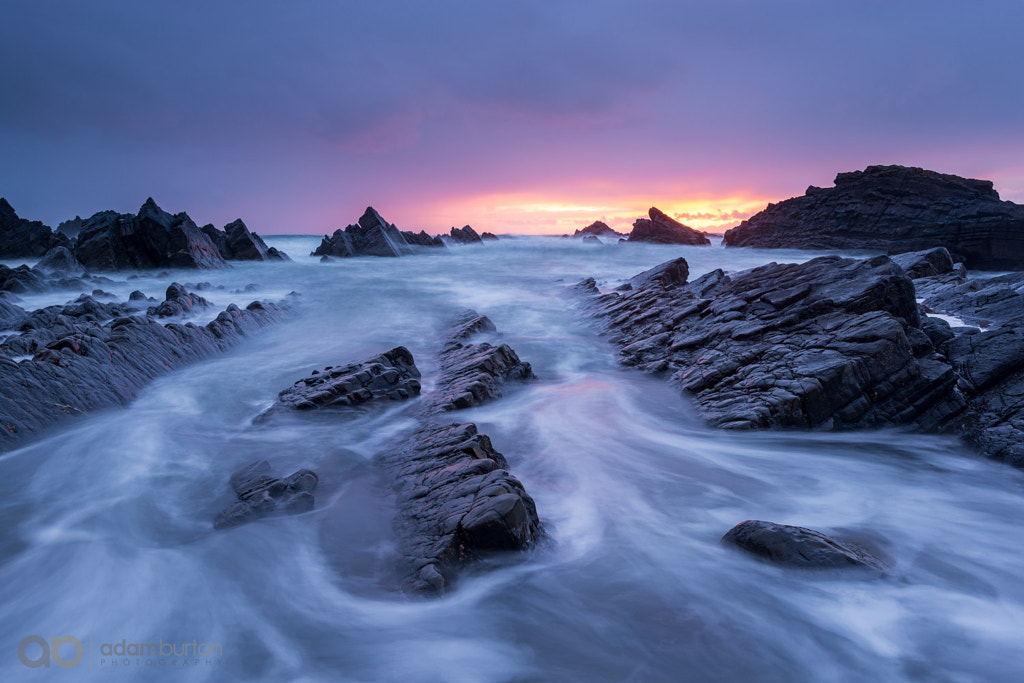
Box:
581;255;964;430
723;165;1024;270
722;520;885;570
261;346;421;417
0;294;287;451
449;225;483;244
214;460;318;529
0;198;70;258
425;311;536;414
75;198;226;270
386;422;541;594
34;246;86;276
628;207;710;246
312;207;444;258
572;221;626;239
480;232;499;241
146;283;213;318
201;219;290;261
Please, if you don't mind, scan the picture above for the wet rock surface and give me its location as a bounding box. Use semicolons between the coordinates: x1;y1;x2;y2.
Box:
0;198;70;258
146;282;213;318
214;460;318;529
385;422;541;595
202;218;290;261
628;207;710;246
34;246;86;277
722;520;885;570
312;206;444;258
723;165;1024;270
425;311;536;414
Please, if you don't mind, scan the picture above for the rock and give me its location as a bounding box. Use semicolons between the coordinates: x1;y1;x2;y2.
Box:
56;216;85;239
262;346;421;416
0;265;48;294
425;311;536;414
449;225;483;244
722;520;884;570
580;254;965;431
0;296;287;451
146;283;213;318
890;247;955;280
627;207;710;246
572;221;625;239
214;460;318;529
34;246;86;276
915;269;1024;328
0;198;70;258
723;165;1024;270
480;232;499;241
311;206;439;258
74;198;226;270
385;422;541;594
582;235;603;245
203;218;290;261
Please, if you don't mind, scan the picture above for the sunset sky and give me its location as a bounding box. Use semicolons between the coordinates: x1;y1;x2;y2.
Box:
2;1;1023;236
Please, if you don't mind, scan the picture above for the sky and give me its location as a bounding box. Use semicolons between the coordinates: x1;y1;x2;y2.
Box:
2;1;1024;236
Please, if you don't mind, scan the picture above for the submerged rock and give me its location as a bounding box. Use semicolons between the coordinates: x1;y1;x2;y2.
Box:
723;165;1024;270
628;207;710;246
147;283;213;318
480;232;499;241
722;520;885;570
573;221;625;239
0;198;70;258
214;460;318;529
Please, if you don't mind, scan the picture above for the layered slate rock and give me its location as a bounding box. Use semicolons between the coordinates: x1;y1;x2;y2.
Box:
263;346;421;416
214;460;318;529
312;206;444;258
722;520;884;570
572;220;626;239
581;255;965;430
425;311;536;414
146;283;213;318
449;225;483;244
628;207;710;246
0;296;286;451
723;165;1024;270
201;219;290;262
74;198;226;270
385;422;541;594
0;198;70;258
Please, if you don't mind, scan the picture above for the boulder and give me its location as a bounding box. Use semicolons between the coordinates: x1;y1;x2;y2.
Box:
723;165;1024;270
74;198;226;270
573;221;625;239
449;225;483;244
627;207;710;246
890;247;955;280
312;206;423;258
480;232;499;241
146;283;213;318
722;520;884;570
214;460;318;529
34;246;86;277
0;265;48;294
0;198;69;258
203;219;290;261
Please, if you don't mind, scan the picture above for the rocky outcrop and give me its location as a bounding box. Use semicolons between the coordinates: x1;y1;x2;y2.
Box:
723;165;1024;270
580;255;965;431
425;311;536;414
261;346;421;417
628;207;710;246
0;198;70;258
449;225;483;244
386;422;541;594
722;520;885;570
573;221;625;239
0;264;49;294
312;207;444;258
34;247;86;277
214;460;318;529
74;198;226;270
0;295;287;451
202;219;290;261
480;232;499;241
146;283;213;318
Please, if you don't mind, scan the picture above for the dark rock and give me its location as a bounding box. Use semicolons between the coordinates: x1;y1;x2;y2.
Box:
915;269;1024;329
480;232;499;241
723;165;1024;270
263;346;421;416
385;422;541;594
449;225;483;244
580;254;965;431
208;218;290;261
890;247;955;280
627;207;710;246
147;283;213;318
402;230;446;248
425;311;536;414
0;297;287;451
582;235;603;245
74;198;226;270
722;520;884;570
56;216;85;239
214;460;318;529
34;246;86;277
312;206;424;258
573;221;625;239
0;198;70;258
0;265;48;294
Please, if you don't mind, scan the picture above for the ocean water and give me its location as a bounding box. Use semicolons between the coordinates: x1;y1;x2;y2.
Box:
1;236;1022;682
